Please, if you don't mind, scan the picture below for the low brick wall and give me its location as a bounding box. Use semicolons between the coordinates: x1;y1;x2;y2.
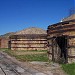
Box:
0;38;9;48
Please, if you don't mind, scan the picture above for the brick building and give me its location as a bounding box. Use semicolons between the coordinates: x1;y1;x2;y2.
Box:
0;32;15;48
0;37;9;48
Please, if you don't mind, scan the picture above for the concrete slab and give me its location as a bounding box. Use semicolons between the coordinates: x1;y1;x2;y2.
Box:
0;68;5;75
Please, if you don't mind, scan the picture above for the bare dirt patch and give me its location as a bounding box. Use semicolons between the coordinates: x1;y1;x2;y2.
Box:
15;61;67;75
15;51;46;55
0;51;67;75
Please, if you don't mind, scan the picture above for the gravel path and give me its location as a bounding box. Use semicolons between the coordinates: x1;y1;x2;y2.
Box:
0;51;67;75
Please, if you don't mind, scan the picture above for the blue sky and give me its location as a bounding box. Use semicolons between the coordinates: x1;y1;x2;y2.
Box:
0;0;74;35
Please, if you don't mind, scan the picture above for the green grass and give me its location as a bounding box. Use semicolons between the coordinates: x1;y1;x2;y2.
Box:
0;48;16;56
2;48;75;75
0;48;47;53
62;63;75;75
15;54;49;62
0;48;49;62
11;50;47;52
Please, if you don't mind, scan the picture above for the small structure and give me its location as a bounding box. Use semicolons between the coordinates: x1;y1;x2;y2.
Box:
10;27;47;50
0;32;15;49
0;37;9;48
47;14;75;63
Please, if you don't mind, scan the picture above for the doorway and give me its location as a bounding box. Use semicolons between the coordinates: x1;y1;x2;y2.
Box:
53;36;68;63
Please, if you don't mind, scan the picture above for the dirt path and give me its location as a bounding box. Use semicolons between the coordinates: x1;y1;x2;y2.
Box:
24;61;67;75
0;51;67;75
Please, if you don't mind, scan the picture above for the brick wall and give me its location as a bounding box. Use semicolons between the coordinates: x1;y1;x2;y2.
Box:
0;38;9;48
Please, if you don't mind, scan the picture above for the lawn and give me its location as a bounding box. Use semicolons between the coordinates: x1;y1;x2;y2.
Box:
15;54;49;62
0;48;49;62
62;63;75;75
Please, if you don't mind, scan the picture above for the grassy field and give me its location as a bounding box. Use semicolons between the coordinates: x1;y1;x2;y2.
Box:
1;48;75;75
62;63;75;75
15;54;48;62
0;48;49;62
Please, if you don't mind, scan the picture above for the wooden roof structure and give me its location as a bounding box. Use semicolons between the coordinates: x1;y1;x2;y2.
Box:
62;14;75;21
47;19;75;35
10;27;47;50
14;27;46;35
47;14;75;63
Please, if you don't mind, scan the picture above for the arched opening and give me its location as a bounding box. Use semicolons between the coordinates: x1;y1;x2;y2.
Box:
55;36;68;63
